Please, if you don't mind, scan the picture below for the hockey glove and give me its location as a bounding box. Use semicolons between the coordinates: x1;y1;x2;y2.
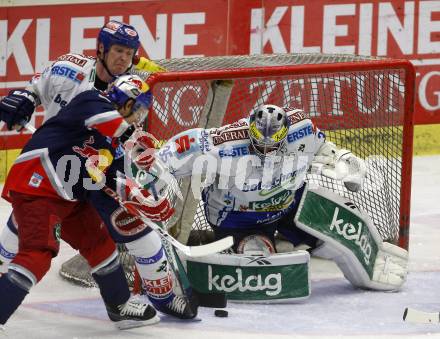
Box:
0;89;38;130
122;187;174;222
133;56;166;73
312;141;367;192
124;129;158;171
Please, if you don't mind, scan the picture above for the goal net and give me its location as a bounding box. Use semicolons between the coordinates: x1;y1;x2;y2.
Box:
59;53;414;290
145;53;414;250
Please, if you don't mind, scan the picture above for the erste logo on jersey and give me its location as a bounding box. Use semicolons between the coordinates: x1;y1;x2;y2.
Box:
287;124;313;143
51;65;85;84
286;109;307;126
28;172;43;188
219;144;250;157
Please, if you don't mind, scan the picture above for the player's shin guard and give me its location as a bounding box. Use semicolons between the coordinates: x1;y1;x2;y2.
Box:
91;251;159;329
91;252;130;306
0;271;32;325
125;233;197;319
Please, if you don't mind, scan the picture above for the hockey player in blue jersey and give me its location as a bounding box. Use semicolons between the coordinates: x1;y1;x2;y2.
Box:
0;19;164;272
0;75;196;330
0;21;194;320
137;104;408;298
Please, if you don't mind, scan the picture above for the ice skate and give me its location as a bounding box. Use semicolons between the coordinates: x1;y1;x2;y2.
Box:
153;294;198;320
105;298;160;330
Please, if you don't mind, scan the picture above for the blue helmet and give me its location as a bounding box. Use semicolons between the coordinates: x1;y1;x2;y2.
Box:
98;20;140;54
107;74;152;124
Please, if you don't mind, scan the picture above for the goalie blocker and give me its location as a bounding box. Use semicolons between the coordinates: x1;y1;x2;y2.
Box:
295;184;408;291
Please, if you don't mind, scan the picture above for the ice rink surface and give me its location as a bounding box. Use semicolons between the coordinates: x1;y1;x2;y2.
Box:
0;155;439;339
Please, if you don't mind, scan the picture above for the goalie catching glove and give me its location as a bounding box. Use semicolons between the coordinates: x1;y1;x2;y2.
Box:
311;141;367;192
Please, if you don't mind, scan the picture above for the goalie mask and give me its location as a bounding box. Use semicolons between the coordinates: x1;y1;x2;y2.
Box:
107;74;152;125
249;105;288;157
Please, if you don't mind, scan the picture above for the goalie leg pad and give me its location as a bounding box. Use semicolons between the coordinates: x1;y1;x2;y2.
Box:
182;251;310;303
294;185;408;291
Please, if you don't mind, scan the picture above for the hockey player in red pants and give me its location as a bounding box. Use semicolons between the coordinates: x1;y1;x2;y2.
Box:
0;19;163;272
0;75;167;330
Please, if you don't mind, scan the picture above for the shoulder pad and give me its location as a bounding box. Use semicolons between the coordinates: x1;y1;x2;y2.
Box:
55;53;94;68
286;109;308;126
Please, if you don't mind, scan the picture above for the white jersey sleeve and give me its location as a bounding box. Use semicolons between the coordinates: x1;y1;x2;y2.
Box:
156;128;210;178
25;53;97;122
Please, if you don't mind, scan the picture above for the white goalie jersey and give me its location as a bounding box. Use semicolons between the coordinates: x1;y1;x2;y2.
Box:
156;111;326;229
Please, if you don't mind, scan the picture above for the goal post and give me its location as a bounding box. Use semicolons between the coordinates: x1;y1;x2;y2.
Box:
145;53;415;250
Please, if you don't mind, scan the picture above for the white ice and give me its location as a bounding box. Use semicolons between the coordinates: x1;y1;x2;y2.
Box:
0;155;439;339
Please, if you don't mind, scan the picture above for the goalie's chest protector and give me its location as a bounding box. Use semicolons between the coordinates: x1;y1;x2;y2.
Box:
203;118;322;228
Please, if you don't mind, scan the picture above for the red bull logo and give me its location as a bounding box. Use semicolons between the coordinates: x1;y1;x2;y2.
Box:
72;136;98;159
72;136;113;182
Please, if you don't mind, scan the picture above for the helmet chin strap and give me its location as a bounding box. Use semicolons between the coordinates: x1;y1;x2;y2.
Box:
98;52;132;81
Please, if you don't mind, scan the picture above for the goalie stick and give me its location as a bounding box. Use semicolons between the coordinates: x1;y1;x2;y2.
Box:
160;217;227;309
403;307;440;324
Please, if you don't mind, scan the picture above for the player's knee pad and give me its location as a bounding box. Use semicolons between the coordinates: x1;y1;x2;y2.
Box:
294;185;408;291
0;226;18;273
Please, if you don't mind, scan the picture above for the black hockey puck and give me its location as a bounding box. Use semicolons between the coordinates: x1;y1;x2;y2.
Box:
214;309;228;317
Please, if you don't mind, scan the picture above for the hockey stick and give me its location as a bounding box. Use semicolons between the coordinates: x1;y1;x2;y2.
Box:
403;307;440;324
102;184;233;258
161;215;227;308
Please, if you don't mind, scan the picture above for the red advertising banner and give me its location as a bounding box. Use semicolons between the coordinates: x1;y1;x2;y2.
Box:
0;0;439;149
